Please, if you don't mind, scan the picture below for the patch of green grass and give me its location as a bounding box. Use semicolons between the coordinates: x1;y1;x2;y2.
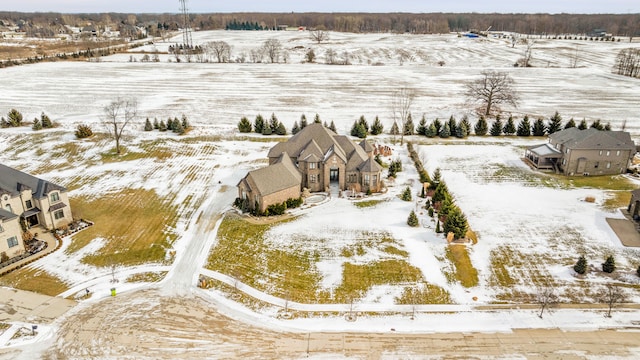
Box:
333;260;423;303
445;245;479;288
353;199;385;208
0;268;69;296
603;191;632;210
383;245;409;257
555;174;636;191
395;283;452;304
68;188;178;267
489;246;517;288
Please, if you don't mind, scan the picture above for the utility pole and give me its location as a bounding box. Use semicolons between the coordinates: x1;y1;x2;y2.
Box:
179;0;193;51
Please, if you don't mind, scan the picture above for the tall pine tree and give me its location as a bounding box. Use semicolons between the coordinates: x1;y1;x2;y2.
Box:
532;117;547;136
403;112;415;135
490;118;503;136
474;116;488;136
564;118;576;129
517;115;531;136
578;119;588;130
371;116;383;135
503;115;516;135
547;111;563;134
254;114;265;134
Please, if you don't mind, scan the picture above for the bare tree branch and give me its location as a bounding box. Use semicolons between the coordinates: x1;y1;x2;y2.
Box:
262;38;282;63
310;29;329;44
391;87;415;145
536;284;558;319
465;71;519;116
103;97;137;155
204;40;232;63
598;283;628;318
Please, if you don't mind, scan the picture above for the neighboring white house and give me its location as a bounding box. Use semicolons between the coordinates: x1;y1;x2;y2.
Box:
0;164;73;261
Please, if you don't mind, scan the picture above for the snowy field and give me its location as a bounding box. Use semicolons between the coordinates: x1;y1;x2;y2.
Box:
1;30;640;358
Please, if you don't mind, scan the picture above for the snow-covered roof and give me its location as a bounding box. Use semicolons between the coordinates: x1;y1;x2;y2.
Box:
527;143;562;157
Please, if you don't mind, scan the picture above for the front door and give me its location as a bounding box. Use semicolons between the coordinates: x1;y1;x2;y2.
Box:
330;168;339;182
576;158;587;174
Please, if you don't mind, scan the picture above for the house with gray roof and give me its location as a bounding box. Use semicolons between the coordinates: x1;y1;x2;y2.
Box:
238;123;383;213
0;164;73;261
525;128;636;176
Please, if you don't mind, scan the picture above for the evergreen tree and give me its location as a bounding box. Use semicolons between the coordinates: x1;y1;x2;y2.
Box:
159;120;167;131
503;115;516;135
358;115;369;133
407;210;419;227
329;120;337;132
455;120;469;138
532;117;547;136
547;111;563;134
269;113;280;132
41;112;52;128
371;116;383;135
602;255;616;273
432;181;449;203
578;119;588;130
460;115;472;136
517;115;531;136
262;124;272;135
590;119;604;130
276;122;287;135
173;120;185;134
166;117;174;131
6;109;23;127
637;265;640;278
403;112;415;135
433;118;442;135
425;123;437;138
401;186;412;201
238;116;252;133
443;206;468;240
144;117;153;131
313;113;321;123
574;255;587;275
324;120;328;128
32;118;42;130
448;115;457;136
300;114;308;129
490;118;503;136
604;122;612;131
390;122;400;135
439;123;451;138
153;117;159;129
181;114;189;129
438;196;454;219
416;115;427;136
474;116;488;136
564;118;576;129
254;114;265;134
435;219;441;233
351;121;367;138
291;120;300;134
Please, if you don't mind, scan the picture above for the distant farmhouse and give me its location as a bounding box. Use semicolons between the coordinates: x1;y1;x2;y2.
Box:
0;164;73;261
237;123;383;213
525;128;636;176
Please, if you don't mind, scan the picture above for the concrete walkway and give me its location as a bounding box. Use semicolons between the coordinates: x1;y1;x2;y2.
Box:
606;217;640;247
0;287;76;324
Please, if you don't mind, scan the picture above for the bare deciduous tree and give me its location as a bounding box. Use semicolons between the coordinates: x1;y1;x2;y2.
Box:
391;87;415;145
465;71;519;116
262;38;282;63
519;39;536;67
613;48;640;78
205;40;232;63
310;29;329;44
598;283;628;318
249;48;264;63
103;97;138;155
536;285;558;318
325;48;337;64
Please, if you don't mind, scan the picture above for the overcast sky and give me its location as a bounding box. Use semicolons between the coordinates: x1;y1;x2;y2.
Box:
5;0;640;14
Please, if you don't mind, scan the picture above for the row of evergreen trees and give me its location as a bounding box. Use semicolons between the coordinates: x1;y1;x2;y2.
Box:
225;20;266;31
144;115;190;135
32;112;54;130
238;113;341;136
350;115;384;138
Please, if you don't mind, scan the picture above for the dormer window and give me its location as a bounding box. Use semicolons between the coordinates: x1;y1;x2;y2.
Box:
309;162;316;169
50;192;60;203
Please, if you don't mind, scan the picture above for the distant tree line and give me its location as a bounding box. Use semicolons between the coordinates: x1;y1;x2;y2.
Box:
2;12;639;37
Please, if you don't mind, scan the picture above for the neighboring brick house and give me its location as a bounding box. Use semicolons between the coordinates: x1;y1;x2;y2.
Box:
237;123;383;213
0;164;73;260
525;128;636;176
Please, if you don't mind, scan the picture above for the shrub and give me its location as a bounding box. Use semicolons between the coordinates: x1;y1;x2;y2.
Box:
266;202;286;216
602;255;616;273
32;118;43;130
0;252;8;263
428;207;434;217
144;118;153;131
75;124;93;139
401;186;412;201
574;255;587;275
4;108;23;127
407;210;419;227
285;197;303;209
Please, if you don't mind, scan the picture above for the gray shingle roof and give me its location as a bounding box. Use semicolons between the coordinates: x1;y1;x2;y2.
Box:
527;143;562;157
0;208;18;221
357;157;383;173
244;153;301;196
0;163;66;199
549;128;635;151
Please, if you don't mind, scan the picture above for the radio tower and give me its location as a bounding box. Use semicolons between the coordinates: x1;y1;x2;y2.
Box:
179;0;193;51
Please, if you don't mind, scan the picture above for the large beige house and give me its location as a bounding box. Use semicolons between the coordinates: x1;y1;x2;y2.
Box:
0;164;73;261
238;123;383;213
525;128;636;176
